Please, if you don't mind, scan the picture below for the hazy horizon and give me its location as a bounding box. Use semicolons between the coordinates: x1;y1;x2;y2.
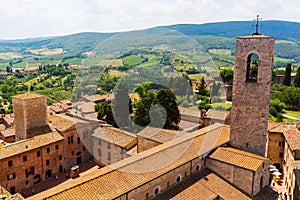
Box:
0;0;299;40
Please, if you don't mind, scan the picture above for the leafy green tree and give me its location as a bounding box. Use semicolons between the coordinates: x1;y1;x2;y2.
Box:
198;101;211;111
220;68;234;84
95;102;108;120
156;88;180;128
294;66;300;87
281;86;300;110
196;77;209;97
133;91;157;127
283;63;292;86
134;82;152;97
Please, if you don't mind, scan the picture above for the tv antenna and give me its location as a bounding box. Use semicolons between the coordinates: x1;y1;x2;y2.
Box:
252;15;262;35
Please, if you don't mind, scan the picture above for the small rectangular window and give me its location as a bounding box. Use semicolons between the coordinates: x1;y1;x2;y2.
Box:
37;151;41;157
68;136;73;144
59;155;63;161
98;139;102;145
107;142;110;149
98;148;102;156
55;144;59;150
47;147;50;153
77;137;80;144
107;152;111;160
7;173;16;181
23;156;27;162
8;160;13;167
46;160;50;166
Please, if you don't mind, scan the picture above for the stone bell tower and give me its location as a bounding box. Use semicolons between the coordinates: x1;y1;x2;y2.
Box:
230;32;275;157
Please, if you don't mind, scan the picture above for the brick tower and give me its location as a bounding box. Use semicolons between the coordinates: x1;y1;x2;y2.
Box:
13;92;48;141
230;35;275;157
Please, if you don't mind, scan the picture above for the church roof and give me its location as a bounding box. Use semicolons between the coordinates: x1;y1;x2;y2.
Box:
209;147;269;171
29;124;230;200
12;92;45;100
0;132;64;159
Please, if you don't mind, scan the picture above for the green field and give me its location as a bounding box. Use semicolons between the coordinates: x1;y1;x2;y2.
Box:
283;109;300;119
123;55;146;66
188;73;203;80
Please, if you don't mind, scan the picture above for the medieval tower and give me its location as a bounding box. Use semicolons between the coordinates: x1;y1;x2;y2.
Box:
230;33;275;157
13;92;48;141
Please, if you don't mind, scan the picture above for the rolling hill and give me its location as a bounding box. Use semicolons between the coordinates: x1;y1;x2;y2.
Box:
1;20;300;69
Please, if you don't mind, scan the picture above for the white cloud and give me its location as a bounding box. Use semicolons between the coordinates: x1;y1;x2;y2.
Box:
0;0;298;39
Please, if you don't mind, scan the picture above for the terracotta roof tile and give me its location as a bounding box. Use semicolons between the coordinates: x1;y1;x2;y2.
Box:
0;132;64;159
170;179;218;200
198;173;252;200
49;114;88;132
137;126;183;143
32;124;230;200
0;128;15;137
284;128;300;151
209;147;268;171
92;127;137;150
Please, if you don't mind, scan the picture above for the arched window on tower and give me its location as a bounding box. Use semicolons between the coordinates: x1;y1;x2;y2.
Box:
246;53;259;82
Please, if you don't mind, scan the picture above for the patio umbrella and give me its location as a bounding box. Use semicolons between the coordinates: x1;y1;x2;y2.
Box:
272;171;282;176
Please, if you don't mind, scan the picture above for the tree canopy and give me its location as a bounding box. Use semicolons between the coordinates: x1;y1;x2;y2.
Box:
133;87;180;128
220;68;234;85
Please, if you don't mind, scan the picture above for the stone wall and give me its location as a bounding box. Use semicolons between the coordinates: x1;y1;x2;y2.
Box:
125;158;204;200
93;138;131;166
267;132;285;170
206;157;269;196
230;36;275;157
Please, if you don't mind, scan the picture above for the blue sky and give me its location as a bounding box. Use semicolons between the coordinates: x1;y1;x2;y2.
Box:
0;0;298;39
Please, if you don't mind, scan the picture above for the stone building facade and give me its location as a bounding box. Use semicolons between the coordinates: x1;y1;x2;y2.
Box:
283;127;300;200
0;132;64;194
12;93;48;141
230;35;275;157
206;147;270;197
92;126;137;166
267;122;286;170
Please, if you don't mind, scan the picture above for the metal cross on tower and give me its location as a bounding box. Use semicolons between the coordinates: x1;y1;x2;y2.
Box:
253;15;262;35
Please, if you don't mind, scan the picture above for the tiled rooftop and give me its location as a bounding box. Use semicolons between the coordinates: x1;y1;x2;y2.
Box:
0;128;15;137
268;122;288;133
12;92;45;100
209;147;269;171
0;132;64;159
92;126;137;150
137;126;183;143
166;169;252;200
49;114;88;132
31;123;230;200
284;127;300;151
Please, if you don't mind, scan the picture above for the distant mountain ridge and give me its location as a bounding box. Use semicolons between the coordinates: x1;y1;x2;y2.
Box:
162;20;300;39
1;20;300;70
2;20;300;43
